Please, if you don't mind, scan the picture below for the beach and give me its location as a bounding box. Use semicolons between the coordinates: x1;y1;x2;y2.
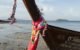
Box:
0;23;49;50
1;21;80;50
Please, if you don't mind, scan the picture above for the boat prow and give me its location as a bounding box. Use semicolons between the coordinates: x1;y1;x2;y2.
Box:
0;18;16;24
41;24;80;50
0;20;10;23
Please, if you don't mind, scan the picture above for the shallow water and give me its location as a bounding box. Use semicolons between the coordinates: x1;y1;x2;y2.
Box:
0;23;31;50
0;22;49;50
0;21;80;50
48;21;80;32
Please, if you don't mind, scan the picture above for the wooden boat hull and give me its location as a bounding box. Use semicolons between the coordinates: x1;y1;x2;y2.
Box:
40;24;80;50
0;20;10;23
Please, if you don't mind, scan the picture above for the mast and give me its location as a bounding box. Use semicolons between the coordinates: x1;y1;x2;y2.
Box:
23;0;48;50
8;0;17;24
22;0;51;50
23;0;41;22
8;0;16;20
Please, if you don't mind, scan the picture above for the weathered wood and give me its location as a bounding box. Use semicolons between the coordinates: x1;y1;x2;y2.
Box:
23;0;41;21
0;20;10;23
8;0;17;20
41;25;80;50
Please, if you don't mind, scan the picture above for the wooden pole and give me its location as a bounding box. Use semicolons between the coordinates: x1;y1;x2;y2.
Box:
23;0;41;22
8;0;17;20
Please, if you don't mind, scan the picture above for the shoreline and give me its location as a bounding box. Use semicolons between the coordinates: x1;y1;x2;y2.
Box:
0;32;49;50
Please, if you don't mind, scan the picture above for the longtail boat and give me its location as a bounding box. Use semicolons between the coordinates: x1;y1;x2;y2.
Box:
0;0;16;24
0;20;10;23
23;0;80;50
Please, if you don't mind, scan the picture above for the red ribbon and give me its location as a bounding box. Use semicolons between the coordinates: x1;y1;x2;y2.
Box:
27;17;47;50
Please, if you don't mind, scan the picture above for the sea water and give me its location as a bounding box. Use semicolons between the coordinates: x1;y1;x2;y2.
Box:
48;21;80;31
0;20;80;50
1;20;80;36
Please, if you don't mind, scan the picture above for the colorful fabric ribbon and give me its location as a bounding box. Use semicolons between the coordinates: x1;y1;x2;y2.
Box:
27;17;47;50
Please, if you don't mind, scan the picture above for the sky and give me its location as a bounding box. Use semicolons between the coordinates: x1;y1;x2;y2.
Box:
0;0;80;20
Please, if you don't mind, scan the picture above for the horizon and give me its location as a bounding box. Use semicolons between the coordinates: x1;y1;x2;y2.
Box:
16;19;80;21
0;0;80;21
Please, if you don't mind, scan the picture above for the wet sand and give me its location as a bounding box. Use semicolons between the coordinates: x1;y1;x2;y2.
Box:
0;32;49;50
0;23;49;50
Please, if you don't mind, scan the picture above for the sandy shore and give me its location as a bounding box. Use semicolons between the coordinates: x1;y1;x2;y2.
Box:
0;23;49;50
0;32;49;50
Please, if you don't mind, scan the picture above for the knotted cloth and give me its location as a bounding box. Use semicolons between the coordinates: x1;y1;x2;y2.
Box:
27;17;47;50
